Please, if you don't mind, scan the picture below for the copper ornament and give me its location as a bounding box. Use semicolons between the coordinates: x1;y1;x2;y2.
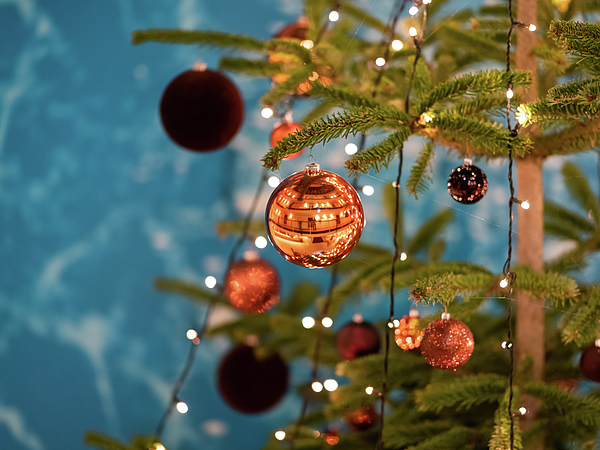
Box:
224;259;280;314
265;163;364;268
421;318;474;370
394;312;424;352
346;405;378;431
270;122;304;160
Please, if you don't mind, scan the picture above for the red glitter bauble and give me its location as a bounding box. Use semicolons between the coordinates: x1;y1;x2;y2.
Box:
160;69;244;152
580;342;600;382
346;405;378;431
217;344;288;414
447;163;488;204
394;312;424;352
224;259;280;314
336;321;381;361
270;122;304;160
421;317;474;370
265;163;364;268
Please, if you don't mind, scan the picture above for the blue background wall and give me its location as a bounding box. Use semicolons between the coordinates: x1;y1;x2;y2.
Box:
0;1;596;449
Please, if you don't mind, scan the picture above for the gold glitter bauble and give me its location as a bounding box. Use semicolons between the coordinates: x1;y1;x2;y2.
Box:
421;318;474;370
265;163;364;268
394;312;424;352
224;259;280;314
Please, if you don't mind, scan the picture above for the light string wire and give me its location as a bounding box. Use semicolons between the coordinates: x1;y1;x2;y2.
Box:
154;167;269;441
378;3;427;449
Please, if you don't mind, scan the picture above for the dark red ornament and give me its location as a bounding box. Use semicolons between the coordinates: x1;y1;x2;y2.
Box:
160;68;244;152
346;405;378;431
580;341;600;382
224;259;280;314
274;17;309;40
321;430;340;446
421;315;474;370
270;122;304;160
217;344;288;414
447;160;488;204
336;321;380;360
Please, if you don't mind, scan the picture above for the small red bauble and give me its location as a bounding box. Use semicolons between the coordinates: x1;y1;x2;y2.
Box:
160;68;244;152
270;122;304;160
265;163;364;268
447;159;488;204
580;341;600;382
336;321;381;360
217;344;288;414
394;310;423;352
346;405;378;431
421;315;474;370
224;259;280;314
321;430;340;446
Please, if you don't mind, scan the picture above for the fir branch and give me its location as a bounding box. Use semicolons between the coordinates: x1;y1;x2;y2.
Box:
407;209;454;255
416;69;531;114
489;389;523;450
549;20;600;59
532;119;600;157
406;427;476;450
309;84;382;109
132;29;265;51
523;97;600;123
546;78;597;104
345;128;410;173
438;25;506;62
85;432;130;450
532;43;569;71
383;420;454;448
416;374;506;413
512;265;579;306
409;272;493;305
260;66;313;106
265;38;312;65
559;290;600;345
218;58;282;77
406;141;435;198
262;107;411;170
451;94;512;117
154;278;225;305
562;161;600;224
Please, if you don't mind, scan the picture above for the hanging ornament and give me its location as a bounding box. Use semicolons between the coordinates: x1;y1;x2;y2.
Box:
270;121;304;160
217;344;288;414
274;16;309;40
394;309;424;352
321;430;340;446
580;340;600;382
447;158;488;204
346;405;378;431
421;313;474;370
265;162;364;268
160;67;244;152
224;259;280;314
336;321;381;360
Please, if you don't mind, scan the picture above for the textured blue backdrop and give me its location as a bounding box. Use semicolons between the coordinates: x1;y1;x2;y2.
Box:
0;1;597;449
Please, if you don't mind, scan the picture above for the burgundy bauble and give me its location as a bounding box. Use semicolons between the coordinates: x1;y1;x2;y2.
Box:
580;342;600;382
336;321;381;360
421;317;474;370
346;405;378;431
447;162;488;204
224;259;280;314
274;17;308;40
160;69;244;152
217;344;288;413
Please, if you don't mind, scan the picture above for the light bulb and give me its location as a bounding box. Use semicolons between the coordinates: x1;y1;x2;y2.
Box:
519;407;527;414
323;379;339;391
500;278;508;288
375;57;386;67
176;401;188;414
275;431;286;440
255;236;268;249
329;10;339;22
529;24;536;31
321;317;333;328
205;276;217;289
409;27;418;37
186;329;198;340
345;143;358;155
400;252;407;261
301;39;314;49
391;40;403;51
422;112;433;123
365;386;374;395
423;0;431;4
501;341;507;348
261;107;274;118
312;381;324;392
520;200;530;210
302;316;316;329
268;176;280;187
155;445;166;450
506;89;514;99
409;5;419;15
362;185;374;196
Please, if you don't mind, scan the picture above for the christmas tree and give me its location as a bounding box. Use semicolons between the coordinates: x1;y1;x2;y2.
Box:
86;0;600;449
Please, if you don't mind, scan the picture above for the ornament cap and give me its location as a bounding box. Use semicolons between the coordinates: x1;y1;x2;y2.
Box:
595;338;600;347
464;157;472;165
441;312;451;320
305;162;321;176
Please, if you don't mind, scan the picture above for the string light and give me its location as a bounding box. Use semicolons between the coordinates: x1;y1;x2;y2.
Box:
323;379;339;391
421;112;434;123
154;444;166;450
311;381;324;392
176;401;188;414
500;278;509;288
521;200;530;210
321;317;333;328
261;107;274;118
345;143;358;155
365;386;374;395
409;5;419;15
423;0;431;4
205;276;217;289
400;252;407;261
353;313;363;323
186;329;198;340
528;24;536;31
254;236;267;248
268;176;280;187
506;88;514;99
519;407;527;415
301;39;314;49
328;10;339;22
275;431;286;440
362;185;374;196
302;316;316;328
375;57;386;67
409;27;418;37
391;40;403;51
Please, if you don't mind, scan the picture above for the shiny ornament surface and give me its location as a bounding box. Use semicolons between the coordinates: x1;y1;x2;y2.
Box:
218;344;288;414
160;69;244;152
224;259;280;314
394;312;424;352
346;405;378;431
265;163;364;268
580;342;600;382
447;163;488;204
270;122;304;160
336;321;380;360
421;318;474;370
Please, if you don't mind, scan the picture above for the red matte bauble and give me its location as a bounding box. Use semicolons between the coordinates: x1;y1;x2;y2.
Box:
447;163;488;204
274;17;308;40
160;69;244;152
217;344;288;414
336;321;381;360
224;259;280;314
265;163;364;268
270;122;304;160
394;313;423;352
346;405;378;431
421;318;474;370
580;342;600;382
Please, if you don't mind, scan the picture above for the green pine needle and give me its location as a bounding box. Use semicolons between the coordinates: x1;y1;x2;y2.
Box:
406;141;435;198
